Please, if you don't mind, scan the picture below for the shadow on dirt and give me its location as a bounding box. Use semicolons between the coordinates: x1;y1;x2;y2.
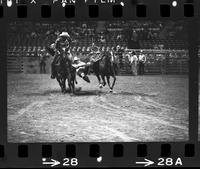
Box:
24;88;104;97
24;90;62;97
24;89;158;98
73;90;102;96
113;91;158;97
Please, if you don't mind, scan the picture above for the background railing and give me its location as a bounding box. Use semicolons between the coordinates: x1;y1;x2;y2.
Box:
7;49;191;75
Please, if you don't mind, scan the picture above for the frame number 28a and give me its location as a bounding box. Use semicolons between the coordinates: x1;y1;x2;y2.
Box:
157;158;182;166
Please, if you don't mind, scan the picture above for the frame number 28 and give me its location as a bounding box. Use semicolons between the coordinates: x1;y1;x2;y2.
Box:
63;158;78;166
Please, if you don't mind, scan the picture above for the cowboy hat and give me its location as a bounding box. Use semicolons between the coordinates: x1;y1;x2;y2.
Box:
59;32;70;38
96;50;101;54
73;56;80;61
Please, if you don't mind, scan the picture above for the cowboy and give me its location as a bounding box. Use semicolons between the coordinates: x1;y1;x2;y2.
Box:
88;43;102;63
50;32;72;79
138;50;147;75
129;51;138;76
72;56;90;83
108;48;119;74
114;45;124;69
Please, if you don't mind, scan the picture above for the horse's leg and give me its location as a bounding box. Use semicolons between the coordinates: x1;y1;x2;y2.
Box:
68;71;73;94
70;70;76;94
109;63;117;91
71;79;75;94
96;74;103;88
61;78;65;93
111;75;116;91
63;78;67;94
110;66;116;92
67;77;71;93
58;78;65;93
106;76;111;88
106;76;113;92
101;75;106;86
57;78;63;92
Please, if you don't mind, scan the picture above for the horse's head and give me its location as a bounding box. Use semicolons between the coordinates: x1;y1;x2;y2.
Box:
57;50;71;67
103;52;112;63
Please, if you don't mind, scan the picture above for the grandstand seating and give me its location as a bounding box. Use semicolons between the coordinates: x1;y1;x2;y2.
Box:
7;21;189;74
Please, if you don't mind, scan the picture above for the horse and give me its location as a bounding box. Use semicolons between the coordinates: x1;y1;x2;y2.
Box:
45;46;76;94
54;51;76;94
92;51;117;92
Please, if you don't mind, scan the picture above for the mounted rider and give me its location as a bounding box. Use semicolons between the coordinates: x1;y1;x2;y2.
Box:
88;43;102;63
87;43;117;70
50;32;73;79
71;43;102;83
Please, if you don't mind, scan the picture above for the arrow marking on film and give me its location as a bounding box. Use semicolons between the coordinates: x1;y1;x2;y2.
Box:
136;158;154;167
42;159;60;167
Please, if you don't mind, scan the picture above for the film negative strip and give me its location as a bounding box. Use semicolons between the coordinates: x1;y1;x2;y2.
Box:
0;0;200;168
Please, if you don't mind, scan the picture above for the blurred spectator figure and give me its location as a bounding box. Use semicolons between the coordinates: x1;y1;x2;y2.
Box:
39;49;48;74
129;51;138;76
117;34;122;41
100;35;106;43
115;45;124;69
147;30;153;39
131;29;138;42
138;50;146;75
110;49;119;75
159;44;164;50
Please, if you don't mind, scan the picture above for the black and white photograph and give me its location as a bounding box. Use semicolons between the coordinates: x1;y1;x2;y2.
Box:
7;21;189;142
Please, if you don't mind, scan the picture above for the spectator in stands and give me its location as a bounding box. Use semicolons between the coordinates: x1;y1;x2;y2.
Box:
138;50;147;75
39;49;48;74
147;30;153;39
100;35;106;43
117;34;122;41
114;45;124;69
129;51;138;76
110;49;119;75
131;29;138;42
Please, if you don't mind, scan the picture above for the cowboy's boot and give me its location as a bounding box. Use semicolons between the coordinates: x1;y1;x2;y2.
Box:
79;71;90;83
83;75;90;83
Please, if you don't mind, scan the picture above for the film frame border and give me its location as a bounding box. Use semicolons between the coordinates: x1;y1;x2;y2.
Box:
0;0;199;167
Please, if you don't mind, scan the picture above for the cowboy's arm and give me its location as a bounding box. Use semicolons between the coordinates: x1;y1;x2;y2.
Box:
55;38;63;52
72;62;87;69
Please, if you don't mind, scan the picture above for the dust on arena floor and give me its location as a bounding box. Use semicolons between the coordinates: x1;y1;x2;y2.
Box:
7;73;189;142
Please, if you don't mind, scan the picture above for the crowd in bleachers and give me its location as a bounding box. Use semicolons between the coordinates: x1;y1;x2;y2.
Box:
7;21;188;58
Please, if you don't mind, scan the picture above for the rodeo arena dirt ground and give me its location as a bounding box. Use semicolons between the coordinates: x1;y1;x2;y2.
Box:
8;73;189;142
